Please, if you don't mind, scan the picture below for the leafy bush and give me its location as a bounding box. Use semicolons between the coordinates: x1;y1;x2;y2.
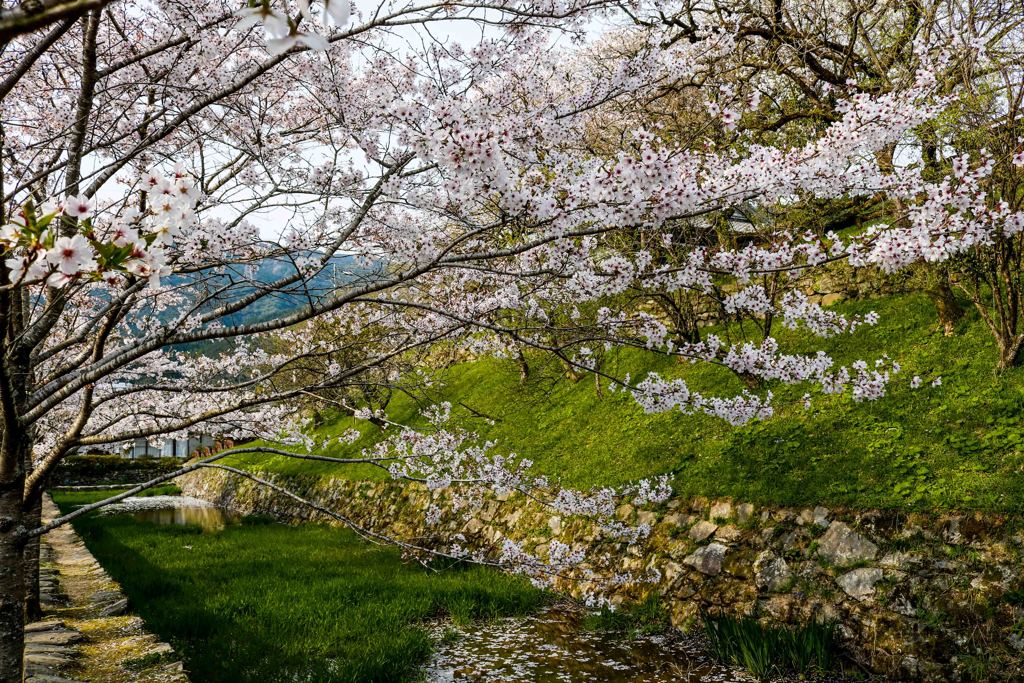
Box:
56;454;181;474
135;484;182;497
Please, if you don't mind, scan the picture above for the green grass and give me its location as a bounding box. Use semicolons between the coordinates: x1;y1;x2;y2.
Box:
52;491;545;683
136;483;181;497
702;613;840;681
582;594;671;637
225;293;1024;512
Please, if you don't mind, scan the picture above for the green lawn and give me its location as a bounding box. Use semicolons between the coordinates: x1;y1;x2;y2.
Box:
225;293;1024;512
52;491;544;683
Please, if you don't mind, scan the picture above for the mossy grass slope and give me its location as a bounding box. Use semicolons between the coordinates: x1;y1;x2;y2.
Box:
226;293;1024;512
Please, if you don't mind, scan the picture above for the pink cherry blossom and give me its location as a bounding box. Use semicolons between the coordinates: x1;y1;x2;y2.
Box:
46;235;96;275
63;195;93;219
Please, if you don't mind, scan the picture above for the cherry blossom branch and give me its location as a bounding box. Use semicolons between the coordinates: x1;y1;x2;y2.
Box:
0;0;111;42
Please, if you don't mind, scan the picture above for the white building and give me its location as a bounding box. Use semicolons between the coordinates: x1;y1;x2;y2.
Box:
117;434;217;459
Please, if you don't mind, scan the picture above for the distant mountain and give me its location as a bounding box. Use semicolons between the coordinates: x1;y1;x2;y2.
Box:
154;254;383;347
207;253;378;327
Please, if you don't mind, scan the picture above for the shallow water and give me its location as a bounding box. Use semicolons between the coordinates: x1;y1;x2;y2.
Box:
425;607;751;682
103;495;239;531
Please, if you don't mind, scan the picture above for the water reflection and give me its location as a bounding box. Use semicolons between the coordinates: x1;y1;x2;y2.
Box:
131;505;238;531
426;607;751;682
102;495;239;532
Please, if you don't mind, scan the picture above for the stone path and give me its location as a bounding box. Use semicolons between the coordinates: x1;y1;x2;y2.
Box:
23;496;190;683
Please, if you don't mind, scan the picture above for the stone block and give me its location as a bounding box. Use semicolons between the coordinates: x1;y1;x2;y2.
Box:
735;503;755;524
688;520;718;542
837;567;883;600
683;543;727;576
709;500;733;520
816;521;878;567
753;551;792;592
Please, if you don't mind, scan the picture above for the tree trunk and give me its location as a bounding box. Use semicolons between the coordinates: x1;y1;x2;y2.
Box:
559;358;582;382
737;372;763;390
652;294;701;344
997;335;1024;373
0;479;26;683
929;270;963;336
23;493;42;621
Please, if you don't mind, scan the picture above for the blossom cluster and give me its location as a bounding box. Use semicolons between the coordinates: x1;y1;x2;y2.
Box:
2;169;199;289
359;404;673;584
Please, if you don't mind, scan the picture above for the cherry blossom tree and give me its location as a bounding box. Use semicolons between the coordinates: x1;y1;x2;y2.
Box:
1;0;1017;678
921;45;1024;367
648;0;1024;343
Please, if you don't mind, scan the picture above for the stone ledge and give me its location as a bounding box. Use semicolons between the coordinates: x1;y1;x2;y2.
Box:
29;495;191;683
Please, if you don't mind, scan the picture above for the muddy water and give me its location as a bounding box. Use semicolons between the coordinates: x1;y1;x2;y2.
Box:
425;607;751;682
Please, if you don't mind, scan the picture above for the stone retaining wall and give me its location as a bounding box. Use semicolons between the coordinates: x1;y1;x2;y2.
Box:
178;469;1024;682
52;456;183;488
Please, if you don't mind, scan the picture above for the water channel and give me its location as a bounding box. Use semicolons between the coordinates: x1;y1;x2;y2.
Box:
425;607;752;682
101;494;239;531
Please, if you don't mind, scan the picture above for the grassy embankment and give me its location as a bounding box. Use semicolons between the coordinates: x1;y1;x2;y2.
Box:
53;490;544;683
224;293;1024;512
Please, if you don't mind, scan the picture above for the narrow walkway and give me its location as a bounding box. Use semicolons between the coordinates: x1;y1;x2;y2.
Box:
23;495;190;683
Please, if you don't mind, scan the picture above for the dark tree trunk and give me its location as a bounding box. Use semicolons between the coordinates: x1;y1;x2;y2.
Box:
676;312;701;344
737;372;764;390
23;492;42;621
652;293;701;344
0;477;26;683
